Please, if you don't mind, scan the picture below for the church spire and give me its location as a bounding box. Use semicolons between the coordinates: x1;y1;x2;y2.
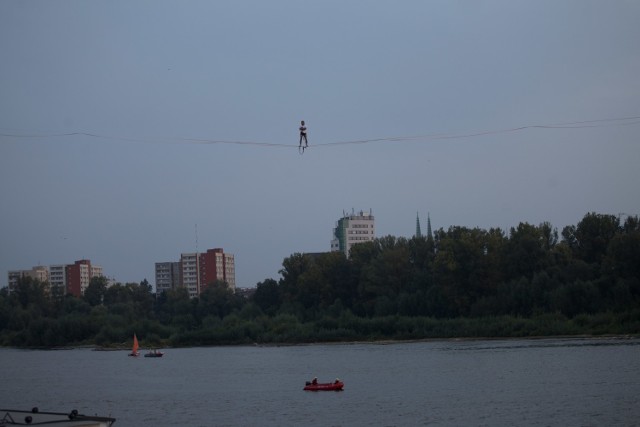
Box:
427;212;433;241
415;212;422;238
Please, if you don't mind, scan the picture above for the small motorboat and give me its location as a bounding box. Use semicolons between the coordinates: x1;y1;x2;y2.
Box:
144;349;164;358
303;379;344;391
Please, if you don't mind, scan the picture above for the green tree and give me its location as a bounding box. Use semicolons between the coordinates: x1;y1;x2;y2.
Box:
253;279;281;315
155;287;193;327
294;252;350;315
408;235;435;272
347;241;379;316
104;283;132;306
431;227;497;315
603;223;640;279
504;222;554;281
571;212;620;264
13;276;49;312
550;280;601;317
83;276;109;306
103;281;154;322
131;279;155;319
196;281;243;320
278;253;312;304
60;295;92;315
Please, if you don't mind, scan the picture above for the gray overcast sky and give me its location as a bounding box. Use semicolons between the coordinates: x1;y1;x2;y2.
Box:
1;1;639;289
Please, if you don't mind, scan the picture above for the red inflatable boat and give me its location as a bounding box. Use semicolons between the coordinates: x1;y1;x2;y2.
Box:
303;380;344;391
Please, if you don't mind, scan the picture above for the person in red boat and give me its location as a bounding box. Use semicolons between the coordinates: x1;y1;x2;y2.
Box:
312;377;318;385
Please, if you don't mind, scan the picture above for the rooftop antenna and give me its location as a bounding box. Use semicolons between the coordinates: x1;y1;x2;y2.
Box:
195;223;199;254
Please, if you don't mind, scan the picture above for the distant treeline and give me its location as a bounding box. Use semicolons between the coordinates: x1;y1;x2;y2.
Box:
1;212;639;348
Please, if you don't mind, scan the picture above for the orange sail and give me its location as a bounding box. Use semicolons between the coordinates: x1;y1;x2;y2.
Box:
129;333;139;356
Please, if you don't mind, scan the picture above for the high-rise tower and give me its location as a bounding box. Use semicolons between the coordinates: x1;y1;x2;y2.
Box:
331;209;375;257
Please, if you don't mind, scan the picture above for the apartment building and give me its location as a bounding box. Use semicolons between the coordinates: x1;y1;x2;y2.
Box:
66;260;103;297
155;248;235;297
6;260;104;297
7;266;49;292
49;265;67;294
331;209;376;257
199;248;236;292
180;253;200;298
155;262;180;294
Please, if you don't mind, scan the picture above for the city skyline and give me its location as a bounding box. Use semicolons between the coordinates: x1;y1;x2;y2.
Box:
4;212;411;289
2;1;639;289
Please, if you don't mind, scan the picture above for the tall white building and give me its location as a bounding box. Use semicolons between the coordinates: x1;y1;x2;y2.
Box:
49;265;67;294
180;253;200;298
331;209;376;257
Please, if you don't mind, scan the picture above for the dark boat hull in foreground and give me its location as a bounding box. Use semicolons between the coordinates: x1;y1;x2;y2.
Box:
1;408;115;426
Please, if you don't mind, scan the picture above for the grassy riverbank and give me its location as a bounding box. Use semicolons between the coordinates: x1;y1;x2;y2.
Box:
119;310;639;348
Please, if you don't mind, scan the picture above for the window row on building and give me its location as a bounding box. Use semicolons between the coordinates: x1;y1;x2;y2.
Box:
348;229;372;235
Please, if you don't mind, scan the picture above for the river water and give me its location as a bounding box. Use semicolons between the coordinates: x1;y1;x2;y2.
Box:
1;337;639;426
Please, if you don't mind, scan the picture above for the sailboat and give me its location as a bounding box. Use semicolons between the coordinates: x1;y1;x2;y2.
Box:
128;333;140;357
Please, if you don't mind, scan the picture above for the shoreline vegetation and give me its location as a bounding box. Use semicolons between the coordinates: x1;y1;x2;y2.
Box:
99;332;640;349
10;332;640;352
1;212;639;349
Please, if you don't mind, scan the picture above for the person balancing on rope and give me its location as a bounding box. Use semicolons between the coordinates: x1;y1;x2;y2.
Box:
299;120;308;149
